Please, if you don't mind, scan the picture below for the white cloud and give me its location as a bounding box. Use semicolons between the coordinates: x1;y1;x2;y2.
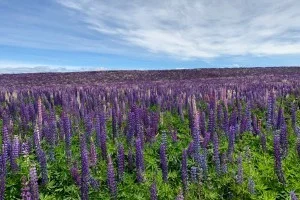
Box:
57;0;300;59
0;61;106;74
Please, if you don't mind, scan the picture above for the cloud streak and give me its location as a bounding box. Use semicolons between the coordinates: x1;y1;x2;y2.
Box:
0;61;106;74
57;0;300;59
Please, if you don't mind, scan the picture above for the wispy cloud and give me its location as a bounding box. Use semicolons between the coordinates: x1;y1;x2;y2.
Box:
0;61;106;74
57;0;300;59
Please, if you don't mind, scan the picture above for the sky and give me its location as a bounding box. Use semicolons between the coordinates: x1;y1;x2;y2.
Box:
0;0;300;73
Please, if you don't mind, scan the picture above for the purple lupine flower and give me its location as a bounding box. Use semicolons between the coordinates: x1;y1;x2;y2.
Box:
280;119;288;157
21;142;30;156
128;149;134;171
21;176;32;200
175;190;184;200
296;137;300;158
112;105;118;141
150;182;158;200
290;191;299;200
236;154;243;184
80;135;89;200
202;132;211;148
89;177;100;190
199;149;208;178
95;114;101;149
117;144;125;181
245;102;252;132
187;141;194;157
181;149;188;192
267;92;275;130
227;126;235;162
248;178;255;194
208;108;215;137
62;112;72;160
190;166;198;183
276;107;283;130
223;107;229;135
171;129;178;143
84;114;93;142
70;163;81;186
11;135;20;172
107;155;117;199
39;149;48;185
100;113;107;160
200;111;206;137
29;165;39;200
135;138;145;183
89;138;97;167
260;132;267;152
0;153;7;200
291;102;296;131
161;130;167;145
220;153;228;174
160;144;168;182
274;134;285;184
212;133;221;175
2;125;10;162
33;124;41;151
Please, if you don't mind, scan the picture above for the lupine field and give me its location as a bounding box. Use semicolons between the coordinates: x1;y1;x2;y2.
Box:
1;67;300;200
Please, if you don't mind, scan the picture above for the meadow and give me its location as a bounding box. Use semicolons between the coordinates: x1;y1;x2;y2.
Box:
1;67;300;199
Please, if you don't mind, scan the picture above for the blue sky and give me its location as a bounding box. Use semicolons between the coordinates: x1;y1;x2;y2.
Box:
1;0;300;73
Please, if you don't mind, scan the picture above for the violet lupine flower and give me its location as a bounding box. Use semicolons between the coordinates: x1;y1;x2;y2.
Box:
100;113;107;160
21;176;32;200
70;163;81;186
128;149;134;171
296;137;300;158
208;108;215;137
223;107;229;135
95;114;101;149
29;165;39;200
199;150;208;179
21;142;30;156
0;153;7;200
245;102;252;132
190;166;198;183
171;129;178;143
290;191;299;200
89;177;100;190
227;126;235;162
220;153;228;174
107;155;117;199
274;134;285;184
202;132;211;148
212;133;221;175
117;144;125;181
11;135;20;172
200;111;206;137
187;141;194;157
2;126;10;162
236;154;243;184
260;132;267;153
175;190;184;200
39;149;48;185
276;107;283;130
267;92;275;130
62;112;72;160
280;119;288;157
84;114;93;142
112;105;118;142
150;182;158;200
89;139;97;167
181;150;188;192
291;102;296;131
248;178;255;195
33;125;41;151
135;138;145;183
161;130;167;146
160;144;168;182
80;135;90;200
